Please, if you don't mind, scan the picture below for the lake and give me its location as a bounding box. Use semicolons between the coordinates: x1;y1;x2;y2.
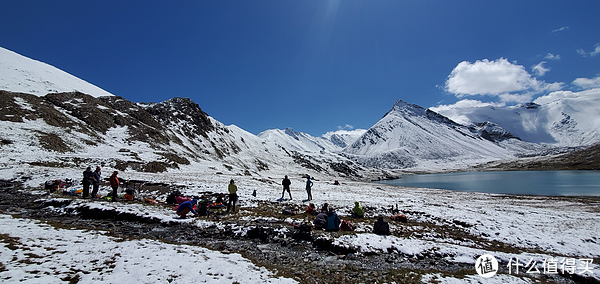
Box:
376;170;600;196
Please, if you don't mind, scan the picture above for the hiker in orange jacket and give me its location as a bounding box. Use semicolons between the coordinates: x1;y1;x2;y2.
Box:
109;171;119;201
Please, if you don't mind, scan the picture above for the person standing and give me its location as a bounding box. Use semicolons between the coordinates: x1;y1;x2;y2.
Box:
281;175;292;200
226;179;238;213
82;167;92;198
305;176;313;201
91;166;101;199
109;171;119;201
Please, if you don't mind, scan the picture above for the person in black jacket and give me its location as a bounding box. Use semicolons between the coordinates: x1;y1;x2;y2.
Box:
281;175;292;200
313;212;328;230
82;167;92;198
373;216;391;235
90;166;101;199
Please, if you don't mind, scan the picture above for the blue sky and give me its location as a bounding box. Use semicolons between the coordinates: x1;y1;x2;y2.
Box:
1;1;599;136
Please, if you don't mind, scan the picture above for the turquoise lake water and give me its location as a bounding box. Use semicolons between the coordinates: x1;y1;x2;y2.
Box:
376;170;600;196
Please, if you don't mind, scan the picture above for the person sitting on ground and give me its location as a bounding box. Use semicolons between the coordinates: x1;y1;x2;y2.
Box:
123;188;134;201
373;216;391;235
352;201;364;218
320;203;329;213
313;211;328;230
215;193;224;204
305;203;317;215
325;208;341;231
176;199;199;218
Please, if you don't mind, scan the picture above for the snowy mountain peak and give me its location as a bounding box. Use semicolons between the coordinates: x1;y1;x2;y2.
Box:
386;99;426;116
284;127;301;141
0;46;114;98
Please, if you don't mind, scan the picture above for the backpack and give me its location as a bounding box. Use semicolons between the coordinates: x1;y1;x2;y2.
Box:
340;220;355;231
390;215;408;223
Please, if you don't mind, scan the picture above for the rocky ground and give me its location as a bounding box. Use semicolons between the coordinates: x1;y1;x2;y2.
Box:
2;179;598;284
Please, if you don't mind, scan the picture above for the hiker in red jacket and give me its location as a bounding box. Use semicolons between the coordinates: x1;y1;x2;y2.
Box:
109;171;119;201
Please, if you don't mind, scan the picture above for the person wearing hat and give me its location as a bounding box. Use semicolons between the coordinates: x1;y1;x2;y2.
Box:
176;199;199;218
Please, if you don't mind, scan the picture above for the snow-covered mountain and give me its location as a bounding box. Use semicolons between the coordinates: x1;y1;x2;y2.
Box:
0;47;114;98
341;100;539;169
0;90;376;179
2;46;599;175
431;89;600;147
257;127;366;153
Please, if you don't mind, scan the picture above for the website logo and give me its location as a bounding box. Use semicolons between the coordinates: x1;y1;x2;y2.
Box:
475;254;499;278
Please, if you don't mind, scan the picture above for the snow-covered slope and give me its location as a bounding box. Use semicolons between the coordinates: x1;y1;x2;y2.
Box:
342;100;534;169
321;129;367;148
0;47;114;97
431;89;600;147
258;127;366;153
258;128;338;153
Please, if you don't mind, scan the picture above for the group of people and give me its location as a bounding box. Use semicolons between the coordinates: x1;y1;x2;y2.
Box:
303;201;390;235
281;175;314;201
79;169;393;234
81;167;131;201
175;179;239;218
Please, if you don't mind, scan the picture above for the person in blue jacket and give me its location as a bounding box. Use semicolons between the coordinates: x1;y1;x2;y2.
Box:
176;199;199;218
325;209;341;231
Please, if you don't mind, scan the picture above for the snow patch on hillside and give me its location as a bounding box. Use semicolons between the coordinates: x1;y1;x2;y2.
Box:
0;47;114;97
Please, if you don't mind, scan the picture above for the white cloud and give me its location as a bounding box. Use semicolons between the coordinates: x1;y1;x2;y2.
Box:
551;26;569;33
444;58;563;103
532;61;549;76
577;43;600;57
533;87;600;105
337;124;354;130
572;76;600;90
544;53;560;60
430;99;504;125
533;90;578;105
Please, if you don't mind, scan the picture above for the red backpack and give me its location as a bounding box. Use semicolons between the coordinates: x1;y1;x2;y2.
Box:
340;220;355;231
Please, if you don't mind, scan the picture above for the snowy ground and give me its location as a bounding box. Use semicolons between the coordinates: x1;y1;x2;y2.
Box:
0;215;296;284
1;163;599;283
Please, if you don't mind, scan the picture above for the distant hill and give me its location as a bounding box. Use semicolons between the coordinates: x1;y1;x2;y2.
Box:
483;143;600;171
